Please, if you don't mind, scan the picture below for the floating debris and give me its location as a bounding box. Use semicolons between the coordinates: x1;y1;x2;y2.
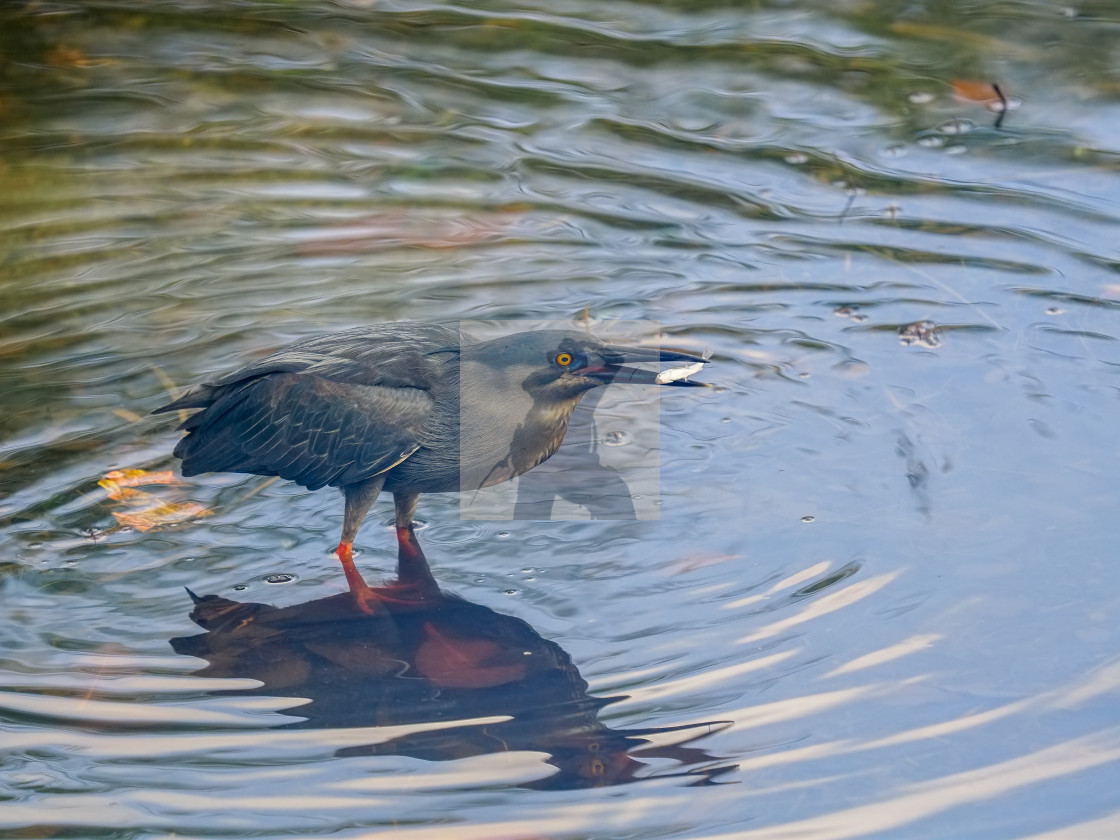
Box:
111;501;211;532
99;469;180;500
898;320;942;348
834;305;869;322
951;79;1016;129
99;468;211;532
262;573;298;585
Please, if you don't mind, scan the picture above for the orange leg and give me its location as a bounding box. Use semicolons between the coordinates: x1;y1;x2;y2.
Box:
395;525;425;567
336;540;380;614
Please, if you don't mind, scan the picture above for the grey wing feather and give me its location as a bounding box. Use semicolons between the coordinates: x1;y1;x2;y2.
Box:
171;373;429;490
217;323;461;389
152;323;462;415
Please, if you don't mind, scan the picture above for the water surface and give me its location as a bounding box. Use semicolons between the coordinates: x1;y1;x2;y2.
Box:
3;1;1120;837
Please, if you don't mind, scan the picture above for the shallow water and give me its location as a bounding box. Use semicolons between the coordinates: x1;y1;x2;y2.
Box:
3;1;1120;837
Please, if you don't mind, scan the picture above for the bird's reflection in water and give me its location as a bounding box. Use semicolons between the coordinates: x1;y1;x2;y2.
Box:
170;550;733;790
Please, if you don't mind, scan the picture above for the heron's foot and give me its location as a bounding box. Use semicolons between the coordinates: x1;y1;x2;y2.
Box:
336;541;381;615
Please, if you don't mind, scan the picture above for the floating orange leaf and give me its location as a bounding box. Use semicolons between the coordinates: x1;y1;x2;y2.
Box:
100;469;210;531
111;502;211;532
951;79;1002;105
100;469;181;501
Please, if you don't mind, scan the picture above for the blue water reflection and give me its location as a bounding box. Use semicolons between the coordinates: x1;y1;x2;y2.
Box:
3;0;1120;837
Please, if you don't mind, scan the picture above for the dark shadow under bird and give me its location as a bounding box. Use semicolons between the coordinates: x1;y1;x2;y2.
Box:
170;546;733;789
154;323;708;609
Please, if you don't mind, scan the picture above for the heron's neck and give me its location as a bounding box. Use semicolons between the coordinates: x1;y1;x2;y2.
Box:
458;382;582;490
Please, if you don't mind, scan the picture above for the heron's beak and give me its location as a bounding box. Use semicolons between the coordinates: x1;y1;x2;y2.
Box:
574;345;710;387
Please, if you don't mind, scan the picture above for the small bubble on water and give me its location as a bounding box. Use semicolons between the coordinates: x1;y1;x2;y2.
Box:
945;144;968;156
721;416;732;422
917;134;945;148
602;430;629;446
232;584;248;592
909;91;934;104
938;118;974;135
28;543;43;550
262;573;297;585
521;568;534;574
989;95;1022;113
82;527;104;540
504;589;518;595
1046;307;1064;315
801;515;816;523
784;152;809;165
496;531;510;539
881;143;907;158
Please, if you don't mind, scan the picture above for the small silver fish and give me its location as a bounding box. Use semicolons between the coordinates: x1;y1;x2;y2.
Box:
656;360;706;384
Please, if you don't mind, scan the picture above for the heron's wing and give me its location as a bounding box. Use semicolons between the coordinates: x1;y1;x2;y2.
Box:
171;373;430;490
152;323;465;415
221;324;462;388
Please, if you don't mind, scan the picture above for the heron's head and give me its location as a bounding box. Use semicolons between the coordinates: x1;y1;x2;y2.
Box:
464;329;708;403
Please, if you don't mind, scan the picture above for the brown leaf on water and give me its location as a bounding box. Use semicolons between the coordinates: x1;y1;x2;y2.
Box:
111;501;211;532
100;469;211;531
952;80;1002;105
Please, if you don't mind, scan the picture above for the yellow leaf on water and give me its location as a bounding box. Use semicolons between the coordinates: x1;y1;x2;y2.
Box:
99;469;181;500
103;469;178;485
99;469;209;531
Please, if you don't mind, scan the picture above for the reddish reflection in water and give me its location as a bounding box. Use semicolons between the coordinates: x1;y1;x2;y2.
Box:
171;550;732;790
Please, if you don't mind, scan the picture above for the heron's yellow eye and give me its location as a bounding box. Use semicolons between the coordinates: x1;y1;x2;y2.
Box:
556;352;573;366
